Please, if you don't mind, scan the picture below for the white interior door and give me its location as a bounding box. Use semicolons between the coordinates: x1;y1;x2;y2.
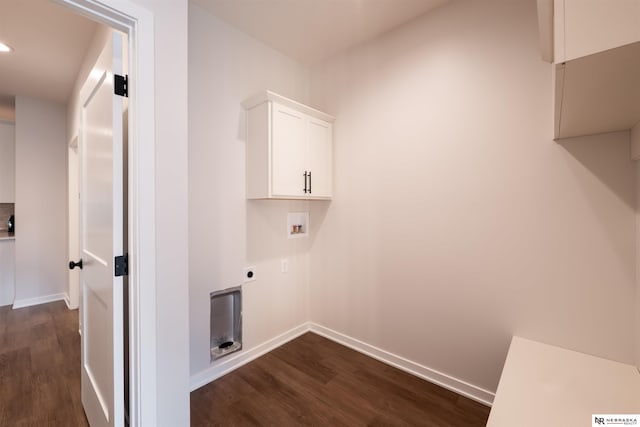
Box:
79;31;125;427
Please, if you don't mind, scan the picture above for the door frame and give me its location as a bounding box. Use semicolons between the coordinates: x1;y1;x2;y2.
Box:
53;1;157;425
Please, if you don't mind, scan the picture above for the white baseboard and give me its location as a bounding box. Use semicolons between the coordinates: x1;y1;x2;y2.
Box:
13;292;67;309
310;323;495;406
189;321;495;406
64;294;78;310
189;322;311;392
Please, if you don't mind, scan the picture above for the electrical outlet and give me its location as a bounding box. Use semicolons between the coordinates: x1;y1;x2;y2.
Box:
281;258;289;273
243;266;256;283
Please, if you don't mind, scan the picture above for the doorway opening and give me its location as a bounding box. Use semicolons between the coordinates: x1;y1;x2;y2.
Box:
0;0;156;424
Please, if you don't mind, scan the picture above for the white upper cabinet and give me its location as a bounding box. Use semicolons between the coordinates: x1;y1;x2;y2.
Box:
271;103;308;198
539;0;640;140
306;117;332;198
0;122;15;203
554;0;640;64
244;91;334;200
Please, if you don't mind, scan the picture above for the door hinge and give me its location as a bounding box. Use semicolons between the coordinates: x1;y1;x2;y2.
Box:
114;74;128;97
115;254;128;277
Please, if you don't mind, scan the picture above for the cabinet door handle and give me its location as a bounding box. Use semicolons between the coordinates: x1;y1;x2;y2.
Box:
308;171;312;194
303;171;308;194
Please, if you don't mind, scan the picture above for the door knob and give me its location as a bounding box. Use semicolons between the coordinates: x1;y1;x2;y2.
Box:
69;259;83;270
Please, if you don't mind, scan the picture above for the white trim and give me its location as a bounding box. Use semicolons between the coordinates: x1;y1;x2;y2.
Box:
64;293;74;310
241;90;335;122
51;1;156;426
310;323;495;407
190;322;311;391
69;134;79;150
127;11;158;426
189;321;493;407
13;293;67;309
536;0;554;63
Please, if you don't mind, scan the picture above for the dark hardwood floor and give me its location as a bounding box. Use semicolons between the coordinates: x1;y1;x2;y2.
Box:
0;302;490;426
0;301;88;426
191;332;490;426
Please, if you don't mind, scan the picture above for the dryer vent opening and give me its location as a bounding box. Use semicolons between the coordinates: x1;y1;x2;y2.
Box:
210;286;242;361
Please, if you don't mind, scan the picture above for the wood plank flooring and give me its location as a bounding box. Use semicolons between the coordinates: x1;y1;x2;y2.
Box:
191;333;490;426
0;301;88;426
0;302;490;426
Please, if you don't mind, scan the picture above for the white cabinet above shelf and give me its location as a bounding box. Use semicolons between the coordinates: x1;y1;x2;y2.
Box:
243;91;334;200
537;0;640;141
554;42;640;140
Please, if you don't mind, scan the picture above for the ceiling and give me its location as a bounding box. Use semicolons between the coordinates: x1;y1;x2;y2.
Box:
0;0;98;107
0;0;449;114
192;0;451;65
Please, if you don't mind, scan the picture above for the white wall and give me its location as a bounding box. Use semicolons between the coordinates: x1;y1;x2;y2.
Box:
309;0;636;394
0;97;14;122
123;0;190;424
188;4;313;379
14;96;67;305
0;121;15;203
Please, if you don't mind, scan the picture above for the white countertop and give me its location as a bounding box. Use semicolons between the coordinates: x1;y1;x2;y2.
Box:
487;336;640;427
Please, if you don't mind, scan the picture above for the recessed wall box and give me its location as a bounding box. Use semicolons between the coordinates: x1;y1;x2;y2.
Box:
210;286;242;361
287;212;309;239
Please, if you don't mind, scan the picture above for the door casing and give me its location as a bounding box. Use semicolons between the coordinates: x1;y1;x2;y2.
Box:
53;1;157;425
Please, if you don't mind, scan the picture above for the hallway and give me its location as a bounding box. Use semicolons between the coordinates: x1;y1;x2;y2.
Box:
0;301;88;425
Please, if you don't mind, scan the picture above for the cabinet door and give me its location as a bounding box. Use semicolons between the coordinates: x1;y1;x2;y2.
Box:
0;122;15;203
271;103;307;197
307;117;332;198
557;0;640;63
